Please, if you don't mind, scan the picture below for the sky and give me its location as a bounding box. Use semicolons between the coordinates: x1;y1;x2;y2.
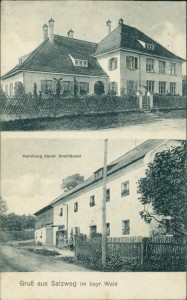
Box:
1;1;186;75
1;138;145;215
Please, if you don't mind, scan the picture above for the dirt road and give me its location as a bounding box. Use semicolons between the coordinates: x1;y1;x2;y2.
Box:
0;244;91;272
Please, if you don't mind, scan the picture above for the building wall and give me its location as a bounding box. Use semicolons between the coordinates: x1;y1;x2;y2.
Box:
120;50;183;95
23;72;108;95
35;227;46;245
96;50;183;95
53;159;150;239
1;73;24;97
97;50;121;94
35;140;182;243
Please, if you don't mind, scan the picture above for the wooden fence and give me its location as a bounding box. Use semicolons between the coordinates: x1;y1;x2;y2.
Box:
1;95;139;121
75;235;186;271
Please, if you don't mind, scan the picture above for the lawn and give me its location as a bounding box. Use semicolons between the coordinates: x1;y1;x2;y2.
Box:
1;109;186;131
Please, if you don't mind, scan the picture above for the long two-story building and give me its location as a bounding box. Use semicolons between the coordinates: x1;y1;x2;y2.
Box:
1;18;185;97
34;139;181;247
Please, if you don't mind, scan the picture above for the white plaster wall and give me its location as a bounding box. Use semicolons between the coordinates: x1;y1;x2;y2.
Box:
24;72;108;95
51;140;183;240
97;51;121;94
1;73;24;96
53;159;150;239
120;50;183;95
35;227;46;245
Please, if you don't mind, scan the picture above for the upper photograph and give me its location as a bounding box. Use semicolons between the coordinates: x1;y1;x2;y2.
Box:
1;1;186;133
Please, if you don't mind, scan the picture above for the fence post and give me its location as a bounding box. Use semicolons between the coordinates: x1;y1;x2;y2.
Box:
150;94;153;109
139;95;143;109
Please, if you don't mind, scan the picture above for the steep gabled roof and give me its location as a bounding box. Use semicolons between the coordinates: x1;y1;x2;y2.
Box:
34;139;164;215
95;23;185;61
2;35;108;79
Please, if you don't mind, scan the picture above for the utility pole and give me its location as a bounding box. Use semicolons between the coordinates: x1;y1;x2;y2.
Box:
102;139;108;266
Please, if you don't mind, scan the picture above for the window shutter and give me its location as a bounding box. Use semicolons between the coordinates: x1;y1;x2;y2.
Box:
76;81;80;94
115;82;118;93
86;82;89;94
52;80;56;93
41;80;45;93
108;59;111;70
70;82;74;94
115;57;118;69
135;57;138;69
126;56;129;69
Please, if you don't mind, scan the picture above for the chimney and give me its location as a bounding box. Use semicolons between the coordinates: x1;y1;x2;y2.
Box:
43;24;48;41
118;18;124;26
106;20;112;34
67;29;74;38
48;18;55;42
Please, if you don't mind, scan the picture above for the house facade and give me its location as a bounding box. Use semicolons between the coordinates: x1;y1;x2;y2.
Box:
34;139;181;247
1;18;185;97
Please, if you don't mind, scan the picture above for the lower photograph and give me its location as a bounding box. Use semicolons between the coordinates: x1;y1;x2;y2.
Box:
1;138;186;272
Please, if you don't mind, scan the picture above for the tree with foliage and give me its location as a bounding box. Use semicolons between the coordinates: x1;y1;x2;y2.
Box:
61;173;84;192
0;196;8;216
137;142;186;236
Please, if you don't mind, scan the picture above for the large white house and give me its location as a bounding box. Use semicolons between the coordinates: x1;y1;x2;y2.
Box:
1;18;185;97
34;139;181;247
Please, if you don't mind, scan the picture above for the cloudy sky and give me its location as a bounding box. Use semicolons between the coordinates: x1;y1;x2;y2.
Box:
1;1;186;75
1;138;145;215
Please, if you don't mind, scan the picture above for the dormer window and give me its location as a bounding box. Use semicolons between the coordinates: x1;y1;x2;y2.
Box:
19;59;22;65
69;54;88;67
138;40;154;51
145;43;154;51
94;168;103;180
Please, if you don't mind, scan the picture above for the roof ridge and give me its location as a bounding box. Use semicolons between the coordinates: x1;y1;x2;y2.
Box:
54;34;98;46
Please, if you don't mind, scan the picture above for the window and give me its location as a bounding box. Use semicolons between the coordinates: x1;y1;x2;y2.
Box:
159;81;166;94
170;82;176;95
170;63;176;75
89;195;95;207
106;223;110;236
159;61;166;74
74;202;78;212
108;57;117;70
126;56;138;70
106;188;110;202
110;82;117;94
145;43;155;51
122;220;130;235
5;84;8;95
79;82;89;95
59;208;63;217
9;83;13;96
41;80;52;93
121;181;129;197
90;225;97;236
71;55;88;67
146;58;154;72
146;81;154;93
94;168;103;180
126;80;137;94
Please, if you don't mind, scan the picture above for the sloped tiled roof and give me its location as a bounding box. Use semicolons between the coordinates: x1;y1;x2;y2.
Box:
95;23;185;61
34;139;164;215
2;35;108;79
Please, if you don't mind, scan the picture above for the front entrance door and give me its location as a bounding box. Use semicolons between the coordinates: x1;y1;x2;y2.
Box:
94;81;105;95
